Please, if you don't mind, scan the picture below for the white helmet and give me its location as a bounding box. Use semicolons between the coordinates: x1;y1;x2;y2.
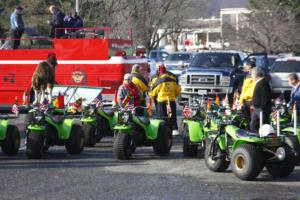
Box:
259;124;275;137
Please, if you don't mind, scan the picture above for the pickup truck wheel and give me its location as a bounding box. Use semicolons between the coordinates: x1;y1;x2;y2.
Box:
1;125;20;155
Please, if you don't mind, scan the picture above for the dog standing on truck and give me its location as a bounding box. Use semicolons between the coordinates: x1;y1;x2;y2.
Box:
31;53;57;105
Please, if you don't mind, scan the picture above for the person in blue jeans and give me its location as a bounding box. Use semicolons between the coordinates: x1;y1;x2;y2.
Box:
288;73;300;119
10;5;24;49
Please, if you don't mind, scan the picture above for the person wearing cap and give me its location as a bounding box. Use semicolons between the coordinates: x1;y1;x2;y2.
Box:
10;6;24;49
150;65;181;136
131;64;148;106
117;73;141;107
49;5;66;38
239;60;256;120
149;63;177;108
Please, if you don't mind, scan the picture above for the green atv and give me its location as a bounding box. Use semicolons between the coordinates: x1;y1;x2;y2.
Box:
205;113;297;181
25;108;85;159
274;104;300;162
0;115;20;155
181;96;249;158
182;98;207;157
81;103;117;147
113;107;172;160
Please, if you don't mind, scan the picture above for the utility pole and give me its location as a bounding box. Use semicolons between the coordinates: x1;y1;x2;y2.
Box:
76;0;79;14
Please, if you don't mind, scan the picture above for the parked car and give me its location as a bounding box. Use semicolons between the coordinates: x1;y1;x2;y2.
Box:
148;50;169;77
164;52;194;76
271;57;300;94
148;50;169;62
179;51;268;103
268;55;279;68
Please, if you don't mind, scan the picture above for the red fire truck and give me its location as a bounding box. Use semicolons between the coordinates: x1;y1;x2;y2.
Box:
0;28;149;111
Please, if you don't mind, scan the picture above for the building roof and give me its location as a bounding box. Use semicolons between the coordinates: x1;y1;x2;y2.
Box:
187;0;248;18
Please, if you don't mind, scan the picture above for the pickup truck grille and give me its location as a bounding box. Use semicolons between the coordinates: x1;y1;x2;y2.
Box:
190;74;220;85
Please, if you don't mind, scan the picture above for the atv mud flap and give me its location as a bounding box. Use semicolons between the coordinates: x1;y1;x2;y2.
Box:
183;120;205;143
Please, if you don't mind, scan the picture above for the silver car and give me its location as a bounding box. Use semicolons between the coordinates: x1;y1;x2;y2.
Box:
271;57;300;93
164;52;193;76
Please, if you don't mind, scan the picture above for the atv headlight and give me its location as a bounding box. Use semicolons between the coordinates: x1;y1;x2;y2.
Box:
34;112;45;123
118;111;132;124
220;76;231;86
83;105;95;116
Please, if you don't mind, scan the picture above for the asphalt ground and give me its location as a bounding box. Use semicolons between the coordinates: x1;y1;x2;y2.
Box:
0;114;299;200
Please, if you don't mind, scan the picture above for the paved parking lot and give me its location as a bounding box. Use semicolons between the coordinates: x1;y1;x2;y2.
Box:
0;114;299;200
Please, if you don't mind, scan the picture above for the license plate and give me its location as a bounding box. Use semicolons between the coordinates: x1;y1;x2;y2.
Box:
199;78;207;82
198;90;207;95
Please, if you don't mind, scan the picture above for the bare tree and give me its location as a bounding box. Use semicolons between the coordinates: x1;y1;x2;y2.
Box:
121;0;191;52
237;1;300;53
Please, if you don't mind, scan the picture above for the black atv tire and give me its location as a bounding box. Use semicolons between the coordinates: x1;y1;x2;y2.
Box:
82;123;97;147
205;138;229;172
266;147;296;178
113;133;133;160
153;122;172;155
284;135;300;163
65;125;84;154
183;126;198;157
1;125;20;155
26;131;44;159
231;144;263;181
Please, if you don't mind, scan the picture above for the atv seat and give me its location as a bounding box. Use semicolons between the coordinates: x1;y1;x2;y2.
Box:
236;129;258;138
137;116;150;125
49;115;64;124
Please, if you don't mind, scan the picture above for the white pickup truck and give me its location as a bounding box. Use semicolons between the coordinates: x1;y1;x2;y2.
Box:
270;57;300;93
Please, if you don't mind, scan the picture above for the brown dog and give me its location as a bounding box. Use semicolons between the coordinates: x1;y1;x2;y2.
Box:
31;53;57;105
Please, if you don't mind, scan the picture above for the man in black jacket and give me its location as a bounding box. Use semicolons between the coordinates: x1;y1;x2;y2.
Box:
49;5;66;38
250;67;272;132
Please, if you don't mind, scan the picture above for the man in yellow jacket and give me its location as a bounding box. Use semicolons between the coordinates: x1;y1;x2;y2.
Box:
239;60;256;120
150;65;181;136
149;63;177;109
131;64;149;106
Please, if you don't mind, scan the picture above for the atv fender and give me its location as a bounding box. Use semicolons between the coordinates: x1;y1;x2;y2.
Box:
0;120;8;140
48;119;80;140
182;120;206;143
225;125;264;150
208;134;227;151
97;110;118;129
133;117;162;140
282;127;300;142
114;124;133;134
27;124;47;132
81;116;97;126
